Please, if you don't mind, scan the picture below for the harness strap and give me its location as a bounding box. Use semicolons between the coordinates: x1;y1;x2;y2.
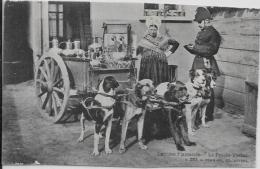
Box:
96;92;115;99
80;100;95;121
80;99;114;114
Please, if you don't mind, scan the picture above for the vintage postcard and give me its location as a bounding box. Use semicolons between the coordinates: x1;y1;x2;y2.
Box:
2;0;259;168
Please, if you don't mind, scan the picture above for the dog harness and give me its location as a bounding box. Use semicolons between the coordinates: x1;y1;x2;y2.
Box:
80;79;116;122
120;90;148;121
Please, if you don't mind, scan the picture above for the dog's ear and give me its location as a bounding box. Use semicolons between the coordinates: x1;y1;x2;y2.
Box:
189;69;196;82
189;69;195;77
176;81;187;92
134;83;142;98
167;82;176;91
96;78;103;90
167;82;171;88
102;77;110;93
135;82;142;89
212;71;217;81
112;78;119;88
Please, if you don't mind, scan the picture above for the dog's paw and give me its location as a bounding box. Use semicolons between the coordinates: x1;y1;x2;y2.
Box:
119;147;126;154
119;148;126;154
188;131;196;136
77;136;84;142
105;148;113;155
176;144;185;151
193;125;200;130
138;142;148;150
202;124;209;128
186;141;196;146
91;150;100;156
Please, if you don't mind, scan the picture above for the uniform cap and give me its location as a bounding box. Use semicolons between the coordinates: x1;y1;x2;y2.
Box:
194;7;212;22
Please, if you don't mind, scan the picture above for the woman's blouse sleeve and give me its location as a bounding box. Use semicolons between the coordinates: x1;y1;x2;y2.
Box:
168;38;179;53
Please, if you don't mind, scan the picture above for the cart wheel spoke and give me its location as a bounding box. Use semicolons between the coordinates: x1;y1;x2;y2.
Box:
39;66;49;81
42;92;51;109
50;58;55;81
48;93;53;115
38;90;47;97
52;95;58;116
53;78;63;87
44;59;51;78
36;79;46;85
53;91;62;107
53;87;64;95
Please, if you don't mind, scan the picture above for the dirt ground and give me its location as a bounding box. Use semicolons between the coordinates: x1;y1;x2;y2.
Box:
2;80;256;167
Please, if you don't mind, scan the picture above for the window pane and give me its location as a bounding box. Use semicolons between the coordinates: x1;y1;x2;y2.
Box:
144;3;159;9
49;13;57;19
49;20;57;37
58;4;63;12
164;4;178;10
49;4;57;12
59;20;63;37
59;13;63;19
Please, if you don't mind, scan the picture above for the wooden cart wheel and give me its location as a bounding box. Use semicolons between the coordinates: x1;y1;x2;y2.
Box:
35;53;70;123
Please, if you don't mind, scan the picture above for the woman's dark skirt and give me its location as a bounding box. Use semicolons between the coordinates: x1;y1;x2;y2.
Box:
139;50;168;86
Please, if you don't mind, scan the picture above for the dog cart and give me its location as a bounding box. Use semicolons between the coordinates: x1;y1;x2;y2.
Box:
35;22;136;123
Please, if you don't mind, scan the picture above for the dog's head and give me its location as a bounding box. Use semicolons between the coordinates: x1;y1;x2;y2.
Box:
164;81;188;103
189;69;206;87
135;79;155;100
205;71;217;88
97;76;119;93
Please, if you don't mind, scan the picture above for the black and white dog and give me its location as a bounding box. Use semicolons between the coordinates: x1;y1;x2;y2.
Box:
118;79;154;153
78;76;119;156
144;81;196;151
185;69;216;135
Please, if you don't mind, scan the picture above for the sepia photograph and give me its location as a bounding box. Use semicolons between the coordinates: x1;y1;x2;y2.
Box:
2;0;259;168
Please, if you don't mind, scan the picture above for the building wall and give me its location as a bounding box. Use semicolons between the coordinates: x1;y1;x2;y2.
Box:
211;8;260;114
90;2;197;83
3;1;34;84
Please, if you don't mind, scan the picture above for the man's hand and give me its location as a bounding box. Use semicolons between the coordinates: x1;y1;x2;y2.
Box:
184;44;196;54
187;44;194;49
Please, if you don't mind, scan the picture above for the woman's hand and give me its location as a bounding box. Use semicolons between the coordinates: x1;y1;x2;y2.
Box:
165;50;172;58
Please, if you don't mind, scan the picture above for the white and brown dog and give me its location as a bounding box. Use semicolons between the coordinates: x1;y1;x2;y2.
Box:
185;69;210;135
78;76;119;156
118;79;154;153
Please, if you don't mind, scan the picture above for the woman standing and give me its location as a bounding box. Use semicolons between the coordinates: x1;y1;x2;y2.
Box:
137;16;179;86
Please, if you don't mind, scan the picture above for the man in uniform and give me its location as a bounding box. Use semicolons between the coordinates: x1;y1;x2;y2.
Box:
184;7;222;121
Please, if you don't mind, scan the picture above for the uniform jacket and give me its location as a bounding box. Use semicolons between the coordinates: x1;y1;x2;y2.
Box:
185;26;221;76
